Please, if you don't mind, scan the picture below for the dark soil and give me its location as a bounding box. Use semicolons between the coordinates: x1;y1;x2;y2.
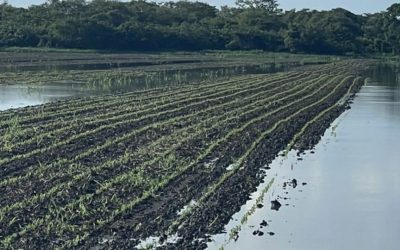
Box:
0;60;375;250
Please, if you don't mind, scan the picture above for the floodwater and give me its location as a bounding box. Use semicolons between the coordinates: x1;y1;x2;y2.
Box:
0;63;287;111
208;64;400;250
0;84;94;111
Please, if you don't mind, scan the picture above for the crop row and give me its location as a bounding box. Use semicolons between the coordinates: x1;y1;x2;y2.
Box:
0;60;371;249
0;71;328;237
0;73;311;175
157;76;365;250
0;73;300;148
59;74;359;249
0;73;328;211
86;73;368;249
0;59;365;126
0;74;268;126
0;72;326;221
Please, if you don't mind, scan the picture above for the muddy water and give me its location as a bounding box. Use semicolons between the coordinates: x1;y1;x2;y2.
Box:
208;64;400;250
0;63;286;111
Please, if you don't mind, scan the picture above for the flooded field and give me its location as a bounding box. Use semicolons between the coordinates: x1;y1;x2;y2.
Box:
209;64;400;250
0;51;336;111
1;50;396;249
0;63;287;111
0;60;371;249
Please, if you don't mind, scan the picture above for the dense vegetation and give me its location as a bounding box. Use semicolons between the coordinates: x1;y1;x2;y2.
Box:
0;60;372;249
1;0;399;55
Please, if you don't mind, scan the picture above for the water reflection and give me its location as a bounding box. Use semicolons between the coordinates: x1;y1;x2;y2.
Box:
368;63;400;86
208;64;400;250
0;60;204;73
0;84;90;111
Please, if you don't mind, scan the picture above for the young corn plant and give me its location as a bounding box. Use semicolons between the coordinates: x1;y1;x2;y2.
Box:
1;116;20;152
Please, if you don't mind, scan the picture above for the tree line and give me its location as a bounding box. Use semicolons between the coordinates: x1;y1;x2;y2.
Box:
0;0;399;55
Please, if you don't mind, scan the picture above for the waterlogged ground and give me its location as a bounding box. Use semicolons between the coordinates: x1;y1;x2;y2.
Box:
1;56;395;249
209;64;400;250
0;83;93;110
0;61;370;249
2;51;332;111
0;64;287;111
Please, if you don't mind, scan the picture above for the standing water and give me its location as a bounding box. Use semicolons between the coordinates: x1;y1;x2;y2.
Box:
0;63;288;111
0;83;93;111
209;64;400;250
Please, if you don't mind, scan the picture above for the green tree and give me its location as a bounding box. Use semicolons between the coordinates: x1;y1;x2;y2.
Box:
384;3;400;54
235;0;279;12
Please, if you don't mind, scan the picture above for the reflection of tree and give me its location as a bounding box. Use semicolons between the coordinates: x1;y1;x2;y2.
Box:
393;64;400;86
370;64;399;87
